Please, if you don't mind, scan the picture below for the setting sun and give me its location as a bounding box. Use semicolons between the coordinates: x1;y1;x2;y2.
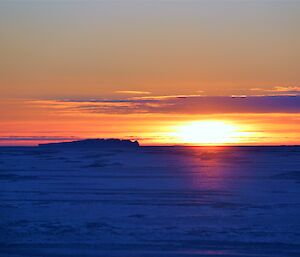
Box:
174;121;244;145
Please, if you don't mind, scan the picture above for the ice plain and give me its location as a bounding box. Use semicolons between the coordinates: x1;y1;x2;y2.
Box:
0;146;300;256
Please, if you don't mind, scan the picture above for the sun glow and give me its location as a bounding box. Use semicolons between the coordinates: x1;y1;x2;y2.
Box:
174;121;245;145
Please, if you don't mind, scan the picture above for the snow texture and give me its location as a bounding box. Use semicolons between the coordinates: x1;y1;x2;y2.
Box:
0;146;300;256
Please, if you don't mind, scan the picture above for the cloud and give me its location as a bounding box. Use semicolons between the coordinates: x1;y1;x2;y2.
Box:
130;94;204;100
114;90;151;95
251;86;300;96
31;95;300;115
0;136;79;141
271;86;300;92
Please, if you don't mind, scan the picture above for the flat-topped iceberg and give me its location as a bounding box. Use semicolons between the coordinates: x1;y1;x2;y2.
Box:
39;138;139;148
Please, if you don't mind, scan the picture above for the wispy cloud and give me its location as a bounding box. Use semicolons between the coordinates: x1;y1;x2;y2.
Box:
251;86;300;96
29;95;300;116
130;94;204;100
114;90;151;95
269;86;300;93
0;136;79;141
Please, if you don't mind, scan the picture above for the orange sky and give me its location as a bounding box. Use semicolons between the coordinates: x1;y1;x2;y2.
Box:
1;1;299;99
0;1;299;145
1;98;300;146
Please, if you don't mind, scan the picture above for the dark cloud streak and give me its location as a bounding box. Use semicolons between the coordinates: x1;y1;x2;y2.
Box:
57;96;300;115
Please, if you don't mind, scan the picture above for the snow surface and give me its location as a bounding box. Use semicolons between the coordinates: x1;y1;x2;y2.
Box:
0;146;300;256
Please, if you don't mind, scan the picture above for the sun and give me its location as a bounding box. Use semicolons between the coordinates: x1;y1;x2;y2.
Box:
174;121;242;145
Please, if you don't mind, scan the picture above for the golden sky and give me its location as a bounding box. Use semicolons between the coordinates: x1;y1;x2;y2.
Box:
0;1;299;145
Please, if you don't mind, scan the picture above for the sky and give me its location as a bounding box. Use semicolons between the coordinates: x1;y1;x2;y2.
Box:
0;0;300;145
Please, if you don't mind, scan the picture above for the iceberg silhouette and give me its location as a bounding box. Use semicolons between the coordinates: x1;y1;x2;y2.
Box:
39;138;139;148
